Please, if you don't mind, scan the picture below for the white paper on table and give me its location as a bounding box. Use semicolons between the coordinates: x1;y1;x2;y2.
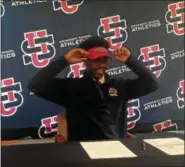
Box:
80;140;137;159
144;137;184;155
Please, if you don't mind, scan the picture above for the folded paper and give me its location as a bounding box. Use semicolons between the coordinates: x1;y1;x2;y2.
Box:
144;137;184;155
80;140;137;159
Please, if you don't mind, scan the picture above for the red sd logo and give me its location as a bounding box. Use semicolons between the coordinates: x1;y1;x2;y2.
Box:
97;15;128;51
38;115;58;138
153;120;178;132
127;99;141;130
52;0;84;14
21;29;56;68
1;78;24;117
165;1;185;36
67;62;86;78
138;44;166;78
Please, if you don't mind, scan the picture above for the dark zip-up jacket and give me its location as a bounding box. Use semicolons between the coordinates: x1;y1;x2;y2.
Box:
28;55;160;141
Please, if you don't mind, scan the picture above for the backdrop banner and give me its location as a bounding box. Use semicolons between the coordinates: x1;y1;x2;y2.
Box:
1;0;184;140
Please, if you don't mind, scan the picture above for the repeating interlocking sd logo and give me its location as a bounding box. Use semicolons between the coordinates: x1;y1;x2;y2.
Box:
21;29;56;68
1;78;24;117
138;44;166;78
153;120;178;132
127;99;141;130
38;115;58;138
97;15;128;51
52;0;84;14
67;62;86;78
176;80;185;109
1;0;5;17
165;1;185;36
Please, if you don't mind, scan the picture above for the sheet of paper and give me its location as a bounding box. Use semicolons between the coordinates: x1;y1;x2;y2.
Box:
144;137;184;155
80;140;137;159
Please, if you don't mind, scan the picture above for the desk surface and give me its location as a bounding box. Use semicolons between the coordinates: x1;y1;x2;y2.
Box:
2;132;184;167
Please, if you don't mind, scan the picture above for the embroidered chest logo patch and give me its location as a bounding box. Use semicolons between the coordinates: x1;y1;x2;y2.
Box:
109;87;118;96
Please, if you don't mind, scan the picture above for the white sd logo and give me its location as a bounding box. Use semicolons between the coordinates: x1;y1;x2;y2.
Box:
1;2;5;17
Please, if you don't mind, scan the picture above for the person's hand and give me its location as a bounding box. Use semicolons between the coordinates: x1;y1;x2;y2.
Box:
64;48;89;64
113;47;131;63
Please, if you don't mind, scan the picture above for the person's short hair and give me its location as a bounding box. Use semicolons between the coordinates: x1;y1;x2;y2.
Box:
79;36;110;50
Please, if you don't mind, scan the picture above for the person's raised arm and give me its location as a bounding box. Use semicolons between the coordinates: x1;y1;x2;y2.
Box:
114;47;160;100
28;48;88;107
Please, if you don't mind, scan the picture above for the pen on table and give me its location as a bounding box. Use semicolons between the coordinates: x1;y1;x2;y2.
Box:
141;140;146;151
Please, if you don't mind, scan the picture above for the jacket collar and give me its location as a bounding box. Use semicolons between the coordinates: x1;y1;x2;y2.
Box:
83;70;110;81
83;70;113;86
